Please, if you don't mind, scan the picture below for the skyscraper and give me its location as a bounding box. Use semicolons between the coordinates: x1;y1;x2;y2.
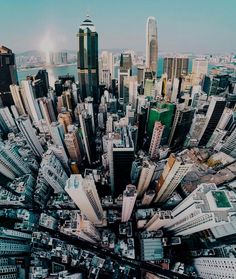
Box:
77;15;99;103
16;116;44;157
149;121;165;159
163;57;189;82
0;46;18;106
154;154;192;203
146;17;158;74
198;96;226;146
164;183;236;236
118;53;132;100
121;184;137;222
65;174;103;225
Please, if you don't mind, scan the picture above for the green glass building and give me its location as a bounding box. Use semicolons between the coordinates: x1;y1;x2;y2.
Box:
147;102;175;144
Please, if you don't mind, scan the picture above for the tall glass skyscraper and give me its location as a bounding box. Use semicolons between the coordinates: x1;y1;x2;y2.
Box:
146;17;158;74
77;16;99;103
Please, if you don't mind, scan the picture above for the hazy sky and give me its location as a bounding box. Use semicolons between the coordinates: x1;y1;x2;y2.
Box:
1;0;236;54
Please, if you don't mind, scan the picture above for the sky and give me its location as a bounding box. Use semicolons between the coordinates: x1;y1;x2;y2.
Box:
0;0;236;54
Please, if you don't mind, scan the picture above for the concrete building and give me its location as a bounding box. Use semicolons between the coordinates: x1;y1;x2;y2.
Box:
149;121;164;159
154;154;192;203
16;116;44;157
137;160;155;197
194;257;236;279
121;184;137;222
65;174;103;224
145;211;172;231
165;183;236;236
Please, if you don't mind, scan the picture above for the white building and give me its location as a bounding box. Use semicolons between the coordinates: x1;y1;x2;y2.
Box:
121;184;137;222
165;183;236;236
16;116;44;157
146;16;158;73
154;154;192;203
194;257;236;279
65;174;104;225
137;160;155;197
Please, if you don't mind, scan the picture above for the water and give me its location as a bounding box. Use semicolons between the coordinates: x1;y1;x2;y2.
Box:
17;57;213;87
17;64;78;87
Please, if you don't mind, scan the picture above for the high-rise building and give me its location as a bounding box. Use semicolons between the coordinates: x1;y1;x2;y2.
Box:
39;149;68;193
61;213;101;243
118;53;132;100
137;160;155;197
121;184;137;222
194;257;236;279
147;103;175;144
164;183;236;236
107;126;135;196
9;85;26;115
77;15;99;103
58;112;72;133
149;121;165;159
0;142;32;180
146;17;158;74
37;97;56;126
64;125;83;165
100;51;113;87
220;127;236;156
65;174;103;224
154;154;192;203
163;57;189;82
145;211;172;231
0;46;18;106
21;80;42;122
198;97;226;146
78;109;95;165
16;116;44;157
192;58;208;84
168;105;195;151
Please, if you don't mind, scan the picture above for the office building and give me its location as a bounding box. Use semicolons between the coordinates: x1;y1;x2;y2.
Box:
0;46;18;106
221;128;236;156
78;109;95;165
146;17;158;74
65;174;104;224
168;105;195;151
77;15;99;102
118;53;132;100
163;56;189;82
147;102;175;143
16;116;44;157
192;58;208;84
198;97;226;146
107;126;135;196
100;51;113;87
149;121;164;159
154;154;192;203
165;183;235;236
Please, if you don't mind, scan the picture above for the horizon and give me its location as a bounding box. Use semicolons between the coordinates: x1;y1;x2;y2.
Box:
1;0;236;54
